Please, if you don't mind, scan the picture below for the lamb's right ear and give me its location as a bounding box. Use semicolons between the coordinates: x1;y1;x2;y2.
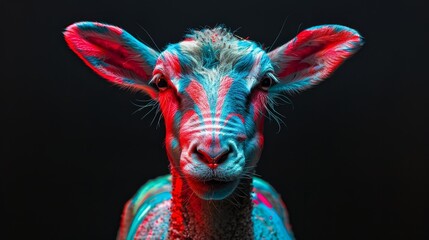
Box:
64;22;160;99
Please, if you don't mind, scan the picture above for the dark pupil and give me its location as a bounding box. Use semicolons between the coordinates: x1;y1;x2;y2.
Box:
157;78;167;88
262;78;271;87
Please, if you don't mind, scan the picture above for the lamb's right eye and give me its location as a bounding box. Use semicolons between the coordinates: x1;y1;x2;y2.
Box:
155;76;169;91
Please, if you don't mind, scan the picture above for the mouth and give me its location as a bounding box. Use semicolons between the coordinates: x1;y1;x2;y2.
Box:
186;177;240;200
204;179;237;189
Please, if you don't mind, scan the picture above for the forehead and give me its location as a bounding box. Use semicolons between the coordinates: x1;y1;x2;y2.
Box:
154;27;273;87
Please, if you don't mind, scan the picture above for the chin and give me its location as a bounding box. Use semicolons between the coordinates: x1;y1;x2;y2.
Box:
186;178;240;200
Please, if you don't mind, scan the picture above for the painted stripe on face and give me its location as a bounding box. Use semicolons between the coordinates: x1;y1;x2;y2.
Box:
186;80;211;120
159;52;181;79
184;76;245;151
213;76;238;149
185;79;213;148
215;76;233;119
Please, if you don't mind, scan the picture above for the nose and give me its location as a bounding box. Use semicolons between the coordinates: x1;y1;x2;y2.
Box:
195;146;231;169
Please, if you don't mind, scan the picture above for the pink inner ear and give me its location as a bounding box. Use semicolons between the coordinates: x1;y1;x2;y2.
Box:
83;32;149;82
278;27;362;79
65;25;149;84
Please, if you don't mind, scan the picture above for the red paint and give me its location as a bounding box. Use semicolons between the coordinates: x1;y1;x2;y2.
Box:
117;199;132;240
186;80;211;119
136;210;156;237
208;163;218;169
250;90;267;124
159;91;180;134
278;27;361;79
163;52;181;78
257;192;273;208
64;24;149;84
169;170;186;236
185;80;212;147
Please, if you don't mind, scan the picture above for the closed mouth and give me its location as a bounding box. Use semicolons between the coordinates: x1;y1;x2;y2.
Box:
187;177;238;191
204;179;234;187
197;178;238;192
185;174;241;200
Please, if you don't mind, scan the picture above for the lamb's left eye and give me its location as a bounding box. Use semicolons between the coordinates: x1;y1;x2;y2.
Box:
259;76;274;91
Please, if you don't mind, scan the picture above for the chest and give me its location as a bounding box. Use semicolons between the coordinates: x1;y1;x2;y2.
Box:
126;200;292;240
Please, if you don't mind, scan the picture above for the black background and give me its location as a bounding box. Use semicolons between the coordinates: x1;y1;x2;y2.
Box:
2;0;428;239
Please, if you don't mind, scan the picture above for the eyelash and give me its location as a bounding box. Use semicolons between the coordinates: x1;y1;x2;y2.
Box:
150;73;277;92
150;74;170;91
258;73;277;91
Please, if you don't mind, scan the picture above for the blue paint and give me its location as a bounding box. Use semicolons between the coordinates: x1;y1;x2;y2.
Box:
77;22;109;33
171;138;178;149
234;53;255;73
201;44;219;69
121;31;159;69
85;56;107;67
122;78;135;84
121;175;294;239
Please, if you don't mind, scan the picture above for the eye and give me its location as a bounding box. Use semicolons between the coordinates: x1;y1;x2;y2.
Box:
155;76;169;91
259;76;274;91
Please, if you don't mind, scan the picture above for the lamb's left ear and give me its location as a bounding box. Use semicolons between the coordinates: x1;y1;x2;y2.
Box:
64;22;160;99
268;25;364;93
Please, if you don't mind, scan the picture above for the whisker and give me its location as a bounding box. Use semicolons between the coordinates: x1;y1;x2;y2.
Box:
267;16;289;51
296;22;303;35
137;23;161;52
140;104;158;120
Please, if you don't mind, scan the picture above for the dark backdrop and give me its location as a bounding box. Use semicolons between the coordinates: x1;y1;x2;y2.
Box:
2;0;428;239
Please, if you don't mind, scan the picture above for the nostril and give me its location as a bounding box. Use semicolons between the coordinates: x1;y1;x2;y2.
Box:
216;148;231;164
195;147;231;166
195;148;206;161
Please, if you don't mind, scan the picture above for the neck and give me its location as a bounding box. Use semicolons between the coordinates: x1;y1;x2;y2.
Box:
168;168;254;239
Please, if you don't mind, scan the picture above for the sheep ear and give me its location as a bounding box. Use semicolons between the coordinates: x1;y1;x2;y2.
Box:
64;21;160;99
268;25;364;93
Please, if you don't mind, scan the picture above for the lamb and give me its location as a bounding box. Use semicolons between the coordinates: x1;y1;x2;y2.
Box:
64;22;363;239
